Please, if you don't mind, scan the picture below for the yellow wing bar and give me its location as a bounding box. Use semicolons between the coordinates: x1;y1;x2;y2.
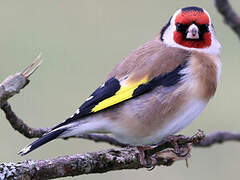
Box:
92;77;148;113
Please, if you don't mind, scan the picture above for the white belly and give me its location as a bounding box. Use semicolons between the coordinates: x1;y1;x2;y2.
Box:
112;98;207;145
152;98;206;141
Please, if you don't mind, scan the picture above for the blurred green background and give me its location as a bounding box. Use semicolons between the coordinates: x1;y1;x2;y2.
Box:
0;0;239;179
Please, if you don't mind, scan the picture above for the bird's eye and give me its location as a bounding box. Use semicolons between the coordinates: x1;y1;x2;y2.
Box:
176;23;188;33
199;24;209;33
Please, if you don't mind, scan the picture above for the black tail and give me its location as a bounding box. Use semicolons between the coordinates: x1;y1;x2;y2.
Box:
18;128;66;156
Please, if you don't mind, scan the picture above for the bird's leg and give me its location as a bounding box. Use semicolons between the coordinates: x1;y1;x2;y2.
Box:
167;135;189;157
137;146;149;166
136;146;158;170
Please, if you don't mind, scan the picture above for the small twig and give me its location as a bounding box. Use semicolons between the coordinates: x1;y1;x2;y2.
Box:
1;102;49;138
215;0;240;38
0;54;42;106
194;131;240;147
22;53;43;78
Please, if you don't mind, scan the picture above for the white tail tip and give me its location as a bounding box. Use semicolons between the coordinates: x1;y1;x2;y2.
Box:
18;145;31;156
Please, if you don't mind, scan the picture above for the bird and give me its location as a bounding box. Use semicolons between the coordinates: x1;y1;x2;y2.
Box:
19;6;221;166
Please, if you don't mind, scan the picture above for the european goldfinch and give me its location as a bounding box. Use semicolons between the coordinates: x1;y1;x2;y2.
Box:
19;6;221;162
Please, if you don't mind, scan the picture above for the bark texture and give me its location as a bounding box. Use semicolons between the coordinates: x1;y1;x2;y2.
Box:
0;147;189;180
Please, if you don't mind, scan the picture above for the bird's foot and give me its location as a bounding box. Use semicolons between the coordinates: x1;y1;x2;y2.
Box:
137;146;157;170
136;135;192;170
166;135;190;157
170;146;190;158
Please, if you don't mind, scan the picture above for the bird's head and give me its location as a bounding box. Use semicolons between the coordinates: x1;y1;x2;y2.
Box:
160;6;221;54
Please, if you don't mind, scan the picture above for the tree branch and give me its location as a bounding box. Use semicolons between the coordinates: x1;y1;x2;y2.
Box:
214;0;240;38
0;133;202;180
0;148;177;180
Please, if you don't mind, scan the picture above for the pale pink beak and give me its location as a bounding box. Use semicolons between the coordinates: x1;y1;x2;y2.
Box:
186;24;199;39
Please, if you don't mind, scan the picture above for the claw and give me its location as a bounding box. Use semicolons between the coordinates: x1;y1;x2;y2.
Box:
185;157;189;168
146;155;158;171
147;166;155;171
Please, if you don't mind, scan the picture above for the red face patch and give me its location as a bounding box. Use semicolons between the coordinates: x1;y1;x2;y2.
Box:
174;10;211;48
174;31;211;48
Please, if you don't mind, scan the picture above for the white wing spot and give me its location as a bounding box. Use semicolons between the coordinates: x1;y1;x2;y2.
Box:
74;108;80;115
85;96;93;101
